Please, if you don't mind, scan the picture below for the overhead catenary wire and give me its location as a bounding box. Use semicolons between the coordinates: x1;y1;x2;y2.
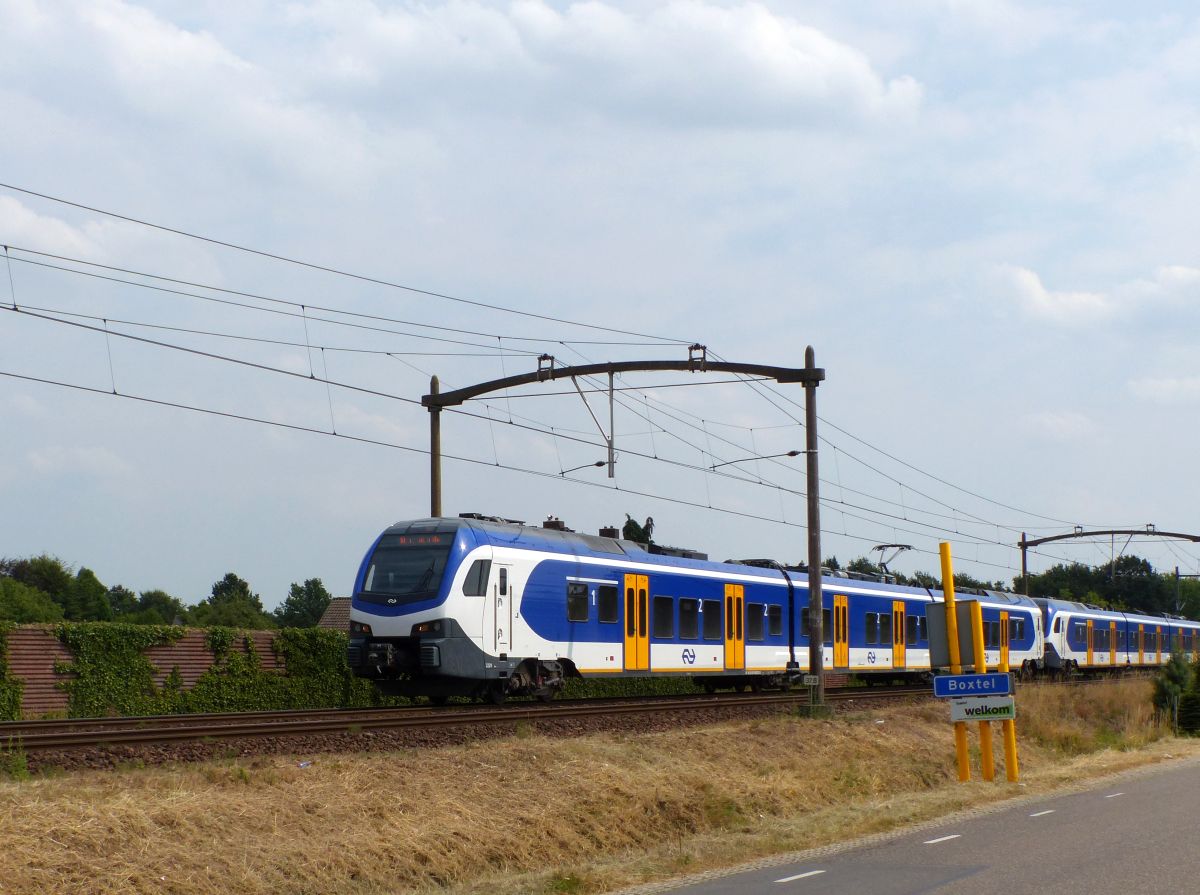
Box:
9;293;1098;573
4;246;684;348
3;245;1111;573
707;347;1111;529
4;301;1065;565
9;244;1088;546
0;365;1062;575
0;184;694;344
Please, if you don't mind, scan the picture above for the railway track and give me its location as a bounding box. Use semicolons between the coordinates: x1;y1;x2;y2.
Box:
1;686;930;754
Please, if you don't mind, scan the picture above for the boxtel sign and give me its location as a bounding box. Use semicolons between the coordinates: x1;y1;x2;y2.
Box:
933;672;1012;698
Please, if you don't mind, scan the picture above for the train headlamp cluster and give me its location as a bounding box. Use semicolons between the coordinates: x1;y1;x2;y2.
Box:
411;620;443;635
349;621;373;636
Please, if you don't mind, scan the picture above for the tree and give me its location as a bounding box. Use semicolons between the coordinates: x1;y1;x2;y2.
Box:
0;554;73;604
134;589;187;626
622;514;655;544
1152;650;1193;726
65;567;113;621
0;578;65;623
274;578;333;628
107;585;140;617
846;556;882;576
188;573;276;629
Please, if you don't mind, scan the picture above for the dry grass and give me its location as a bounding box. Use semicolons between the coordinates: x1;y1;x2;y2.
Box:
0;681;1195;895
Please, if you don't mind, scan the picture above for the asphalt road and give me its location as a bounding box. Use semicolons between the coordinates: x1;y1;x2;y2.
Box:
665;759;1200;895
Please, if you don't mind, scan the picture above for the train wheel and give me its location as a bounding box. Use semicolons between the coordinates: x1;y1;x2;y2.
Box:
485;682;507;705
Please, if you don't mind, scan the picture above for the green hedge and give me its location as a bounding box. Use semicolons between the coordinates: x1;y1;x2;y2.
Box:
52;623;386;718
0;623;22;721
1179;692;1200;735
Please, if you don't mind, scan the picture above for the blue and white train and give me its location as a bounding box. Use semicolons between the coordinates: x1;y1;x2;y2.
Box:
349;514;1200;703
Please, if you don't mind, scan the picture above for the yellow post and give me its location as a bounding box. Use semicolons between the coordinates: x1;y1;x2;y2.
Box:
996;617;1021;783
969;600;995;781
939;543;970;782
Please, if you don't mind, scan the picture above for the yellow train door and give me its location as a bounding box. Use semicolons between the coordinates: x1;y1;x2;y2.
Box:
724;584;745;670
833;593;849;669
1000;611;1010;670
1109;621;1117;665
1086;619;1094;666
623;574;648;671
1138;625;1145;664
1154;626;1162;663
891;601;906;669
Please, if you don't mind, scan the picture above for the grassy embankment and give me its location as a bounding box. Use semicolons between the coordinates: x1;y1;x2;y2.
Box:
0;679;1194;895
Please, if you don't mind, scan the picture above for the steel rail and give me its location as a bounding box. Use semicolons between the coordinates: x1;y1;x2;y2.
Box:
8;687;929;753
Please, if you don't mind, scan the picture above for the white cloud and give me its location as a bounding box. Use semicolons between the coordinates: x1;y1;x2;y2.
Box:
1022;410;1095;441
1002;265;1112;324
294;0;922;127
1128;377;1200;406
1001;263;1200;326
0;197;100;261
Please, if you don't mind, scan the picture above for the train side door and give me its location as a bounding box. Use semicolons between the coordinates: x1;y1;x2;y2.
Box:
833;594;849;669
891;601;906;669
724;584;745;670
1109;621;1117;665
1154;626;1162;663
1086;619;1094;667
1000;611;1010;670
1138;625;1145;664
492;564;512;654
623;574;648;671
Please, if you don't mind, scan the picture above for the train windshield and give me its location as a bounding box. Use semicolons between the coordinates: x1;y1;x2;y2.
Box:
361;533;453;604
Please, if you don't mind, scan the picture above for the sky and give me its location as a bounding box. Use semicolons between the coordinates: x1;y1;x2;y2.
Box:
2;0;1199;610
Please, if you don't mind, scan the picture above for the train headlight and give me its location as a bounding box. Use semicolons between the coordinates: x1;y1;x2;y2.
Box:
350;621;373;636
412;620;443;635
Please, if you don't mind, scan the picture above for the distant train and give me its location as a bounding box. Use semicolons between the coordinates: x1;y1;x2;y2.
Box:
345;515;1200;702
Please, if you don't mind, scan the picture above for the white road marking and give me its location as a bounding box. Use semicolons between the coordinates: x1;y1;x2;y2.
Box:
1029;810;1055;817
1105;792;1124;799
924;834;962;844
775;870;826;883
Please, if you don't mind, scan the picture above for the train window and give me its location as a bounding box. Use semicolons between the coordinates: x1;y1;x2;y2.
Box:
679;599;700;639
879;612;892;645
768;605;783;637
1073;622;1085;642
1009;618;1025;642
702;600;722;640
919;616;928;642
1052;617;1061;634
626;587;636;637
800;608;834;644
597;585;618;623
906;615;919;645
566;583;589;622
461;559;491;596
499;568;508;596
865;612;879;645
653;596;674;639
746;603;765;641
